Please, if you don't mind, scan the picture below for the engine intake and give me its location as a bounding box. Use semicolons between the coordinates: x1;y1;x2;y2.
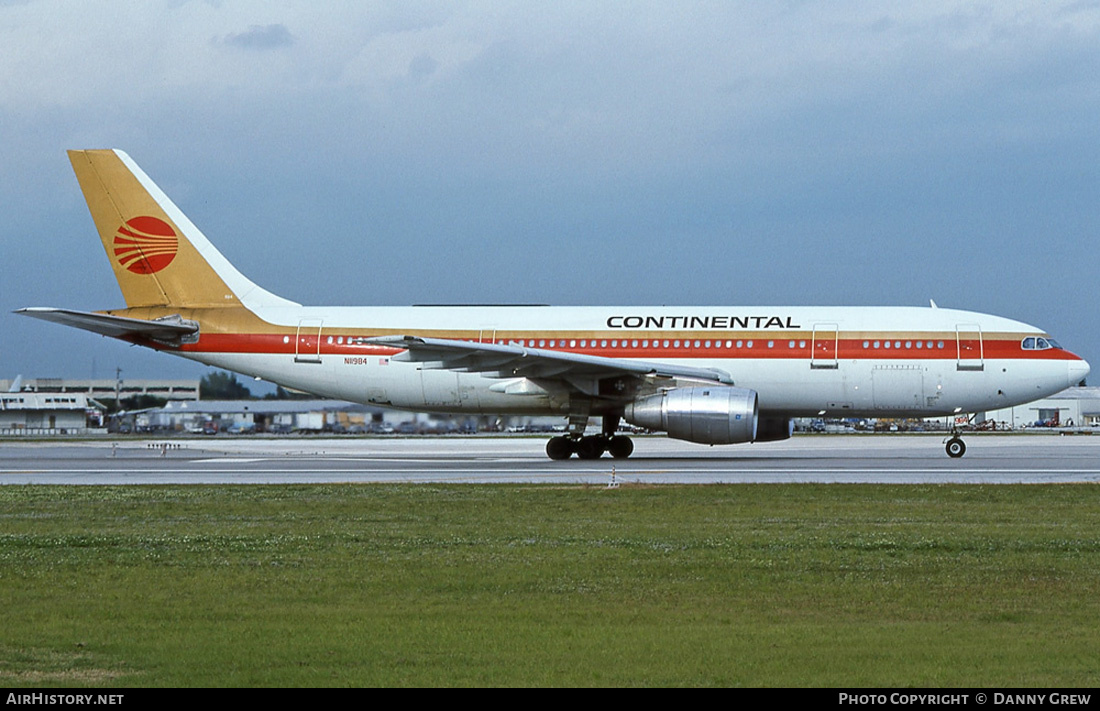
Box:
624;386;758;445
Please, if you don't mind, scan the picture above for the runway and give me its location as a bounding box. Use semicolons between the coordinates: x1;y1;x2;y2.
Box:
1;433;1098;484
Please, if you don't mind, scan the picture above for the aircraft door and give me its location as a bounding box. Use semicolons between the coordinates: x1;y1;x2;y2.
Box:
811;323;839;369
955;324;984;371
294;318;323;364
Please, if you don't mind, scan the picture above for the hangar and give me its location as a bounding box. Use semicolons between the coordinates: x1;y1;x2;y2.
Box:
982;386;1100;429
0;392;105;434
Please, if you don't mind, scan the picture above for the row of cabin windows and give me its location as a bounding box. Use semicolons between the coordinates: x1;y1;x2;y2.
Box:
319;336;811;349
507;339;810;350
314;336;985;352
862;340;946;350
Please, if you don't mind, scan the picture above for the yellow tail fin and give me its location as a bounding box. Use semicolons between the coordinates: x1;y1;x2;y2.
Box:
68;149;296;310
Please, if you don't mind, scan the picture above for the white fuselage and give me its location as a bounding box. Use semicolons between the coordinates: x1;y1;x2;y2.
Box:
173;304;1088;419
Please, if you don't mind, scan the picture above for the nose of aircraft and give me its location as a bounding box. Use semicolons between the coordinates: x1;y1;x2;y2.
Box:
1068;356;1091;387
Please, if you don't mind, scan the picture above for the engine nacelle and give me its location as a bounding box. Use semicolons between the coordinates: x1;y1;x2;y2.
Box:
624;386;758;445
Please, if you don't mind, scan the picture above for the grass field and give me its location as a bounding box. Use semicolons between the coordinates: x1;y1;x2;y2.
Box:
2;483;1099;687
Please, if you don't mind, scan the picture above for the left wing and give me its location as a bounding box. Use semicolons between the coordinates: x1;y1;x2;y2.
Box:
367;335;733;398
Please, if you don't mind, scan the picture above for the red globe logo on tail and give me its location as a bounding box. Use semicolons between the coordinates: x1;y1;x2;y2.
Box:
114;216;178;274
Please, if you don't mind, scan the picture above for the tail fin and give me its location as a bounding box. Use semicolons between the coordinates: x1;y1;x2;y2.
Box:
68;149;298;309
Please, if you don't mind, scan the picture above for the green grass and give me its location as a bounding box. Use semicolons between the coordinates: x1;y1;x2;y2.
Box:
2;484;1099;686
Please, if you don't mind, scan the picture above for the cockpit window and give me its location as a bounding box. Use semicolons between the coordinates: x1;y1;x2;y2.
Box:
1022;337;1063;350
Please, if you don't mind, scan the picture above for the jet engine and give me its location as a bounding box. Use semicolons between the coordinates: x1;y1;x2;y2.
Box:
623;386;758;445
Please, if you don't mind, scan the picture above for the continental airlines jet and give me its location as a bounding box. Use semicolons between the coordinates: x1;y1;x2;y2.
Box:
18;150;1091;459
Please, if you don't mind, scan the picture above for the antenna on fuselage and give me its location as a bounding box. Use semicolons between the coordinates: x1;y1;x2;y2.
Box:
929;299;939;309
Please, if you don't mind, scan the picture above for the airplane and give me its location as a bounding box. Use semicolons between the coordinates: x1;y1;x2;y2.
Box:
17;149;1091;459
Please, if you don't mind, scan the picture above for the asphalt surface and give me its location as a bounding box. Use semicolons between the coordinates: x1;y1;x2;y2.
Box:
1;433;1098;484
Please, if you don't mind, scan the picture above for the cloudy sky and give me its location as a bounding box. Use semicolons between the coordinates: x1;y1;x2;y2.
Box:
2;1;1098;386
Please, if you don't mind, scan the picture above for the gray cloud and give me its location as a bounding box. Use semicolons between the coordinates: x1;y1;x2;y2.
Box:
222;23;295;50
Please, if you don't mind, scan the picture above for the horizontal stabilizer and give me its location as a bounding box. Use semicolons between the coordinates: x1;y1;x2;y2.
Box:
16;307;199;342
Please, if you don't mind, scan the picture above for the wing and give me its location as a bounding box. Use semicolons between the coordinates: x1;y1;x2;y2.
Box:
16;308;199;344
367;335;733;398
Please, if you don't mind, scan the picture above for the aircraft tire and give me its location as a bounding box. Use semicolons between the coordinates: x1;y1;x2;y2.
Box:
576;436;606;460
945;437;966;458
607;435;634;459
546;436;574;460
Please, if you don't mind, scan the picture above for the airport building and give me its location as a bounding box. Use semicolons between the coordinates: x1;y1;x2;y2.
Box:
131;399;383;434
0;392;105;434
982;386;1100;429
125;400;520;434
0;377;200;401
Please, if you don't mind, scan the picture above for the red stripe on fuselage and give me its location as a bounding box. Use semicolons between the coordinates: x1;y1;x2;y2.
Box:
151;332;1084;362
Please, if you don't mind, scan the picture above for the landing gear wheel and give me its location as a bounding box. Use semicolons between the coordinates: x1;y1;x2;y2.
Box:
546;436;574;461
607;435;634;459
576;436;606;460
945;437;966;458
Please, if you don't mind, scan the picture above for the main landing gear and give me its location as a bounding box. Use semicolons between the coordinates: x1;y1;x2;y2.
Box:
546;414;634;460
